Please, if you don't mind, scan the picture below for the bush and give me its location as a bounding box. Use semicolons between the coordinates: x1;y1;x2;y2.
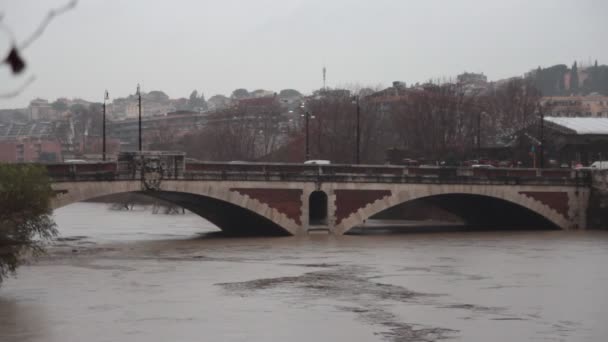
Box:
0;163;57;285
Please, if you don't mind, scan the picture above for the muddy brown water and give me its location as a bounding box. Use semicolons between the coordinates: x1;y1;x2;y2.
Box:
1;203;607;341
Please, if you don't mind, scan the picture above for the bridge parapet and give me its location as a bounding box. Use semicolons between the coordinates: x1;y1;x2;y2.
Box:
43;160;591;187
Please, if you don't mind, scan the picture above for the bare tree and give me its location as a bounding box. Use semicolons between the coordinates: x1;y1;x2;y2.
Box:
1;1;78;98
180;98;282;161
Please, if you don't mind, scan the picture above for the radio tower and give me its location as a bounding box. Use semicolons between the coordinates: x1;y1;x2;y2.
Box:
322;66;326;90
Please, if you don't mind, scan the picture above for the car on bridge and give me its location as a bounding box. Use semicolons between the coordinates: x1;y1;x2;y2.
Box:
590;161;608;170
304;160;331;165
471;164;494;169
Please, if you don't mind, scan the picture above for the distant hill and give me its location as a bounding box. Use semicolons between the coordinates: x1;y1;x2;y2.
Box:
526;61;608;96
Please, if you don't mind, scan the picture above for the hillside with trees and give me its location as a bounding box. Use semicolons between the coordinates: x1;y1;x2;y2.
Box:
530;60;608;96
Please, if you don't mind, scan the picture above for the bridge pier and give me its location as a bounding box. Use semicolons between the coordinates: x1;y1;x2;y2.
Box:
588;171;608;229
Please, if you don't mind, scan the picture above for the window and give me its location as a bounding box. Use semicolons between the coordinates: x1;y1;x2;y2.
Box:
16;144;24;162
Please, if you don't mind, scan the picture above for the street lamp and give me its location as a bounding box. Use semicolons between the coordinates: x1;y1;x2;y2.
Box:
300;103;315;161
476;111;482;155
102;90;109;161
352;96;361;164
136;84;142;152
476;111;485;152
538;103;544;169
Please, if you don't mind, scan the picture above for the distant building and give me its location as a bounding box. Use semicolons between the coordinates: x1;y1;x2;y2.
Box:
392;81;407;89
277;90;303;109
108;112;207;151
316;88;351;99
479;117;608;168
0;137;62;163
456;72;489;96
236;95;279;115
542;117;608;164
487;117;608;166
207;95;232;111
250;89;275;98
457;72;487;85
112;93;174;119
542;95;608;118
28;98;55;121
564;68;590;92
0;121;54;139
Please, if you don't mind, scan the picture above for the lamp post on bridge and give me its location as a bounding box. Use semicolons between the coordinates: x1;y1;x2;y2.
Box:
137;84;142;152
477;111;481;152
300;103;315;161
476;111;486;152
538;103;545;169
353;95;361;164
102;90;109;161
304;111;315;161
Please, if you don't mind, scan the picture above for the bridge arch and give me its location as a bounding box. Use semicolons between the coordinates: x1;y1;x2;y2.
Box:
333;185;574;235
51;180;300;236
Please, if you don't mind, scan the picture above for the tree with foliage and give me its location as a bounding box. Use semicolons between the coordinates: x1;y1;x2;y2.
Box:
188;90;208;111
231;88;249;99
146;90;170;102
51;100;68;112
207;94;231;111
531;64;568;95
278;89;302;98
189;90;199;109
0;164;57;285
69;103;88;114
199;93;208;110
570;61;579;92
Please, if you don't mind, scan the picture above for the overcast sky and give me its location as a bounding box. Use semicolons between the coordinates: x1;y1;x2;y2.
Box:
1;0;607;108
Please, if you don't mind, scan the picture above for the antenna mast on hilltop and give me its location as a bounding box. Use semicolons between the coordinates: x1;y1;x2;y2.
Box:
323;66;327;90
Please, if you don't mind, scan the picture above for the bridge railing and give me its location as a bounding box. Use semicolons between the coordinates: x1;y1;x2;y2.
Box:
41;161;592;186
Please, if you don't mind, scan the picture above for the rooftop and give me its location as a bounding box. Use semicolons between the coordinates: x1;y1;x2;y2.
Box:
545;117;608;135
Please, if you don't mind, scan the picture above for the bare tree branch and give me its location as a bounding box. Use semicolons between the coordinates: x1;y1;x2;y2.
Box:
0;0;77;99
0;20;16;42
19;0;78;50
0;75;36;99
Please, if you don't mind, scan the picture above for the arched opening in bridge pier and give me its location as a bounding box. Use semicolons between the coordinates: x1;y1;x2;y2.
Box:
309;191;328;226
348;193;559;235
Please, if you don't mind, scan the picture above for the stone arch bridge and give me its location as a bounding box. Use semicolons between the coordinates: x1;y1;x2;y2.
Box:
47;160;591;236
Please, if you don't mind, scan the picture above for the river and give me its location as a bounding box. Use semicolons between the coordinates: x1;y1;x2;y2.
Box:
1;203;607;341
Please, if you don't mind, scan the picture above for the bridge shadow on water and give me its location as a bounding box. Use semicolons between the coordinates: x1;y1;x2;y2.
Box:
87;191;290;237
347;223;557;236
84;191;560;238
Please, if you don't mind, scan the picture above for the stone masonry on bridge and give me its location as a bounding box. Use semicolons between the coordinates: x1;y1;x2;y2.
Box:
51;175;590;235
588;170;608;229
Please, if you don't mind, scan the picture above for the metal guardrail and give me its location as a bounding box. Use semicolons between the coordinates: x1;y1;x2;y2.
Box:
38;158;593;187
48;169;592;187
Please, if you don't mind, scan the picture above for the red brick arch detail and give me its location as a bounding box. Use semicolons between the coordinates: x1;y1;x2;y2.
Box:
230;188;303;224
519;191;569;218
335;189;392;225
